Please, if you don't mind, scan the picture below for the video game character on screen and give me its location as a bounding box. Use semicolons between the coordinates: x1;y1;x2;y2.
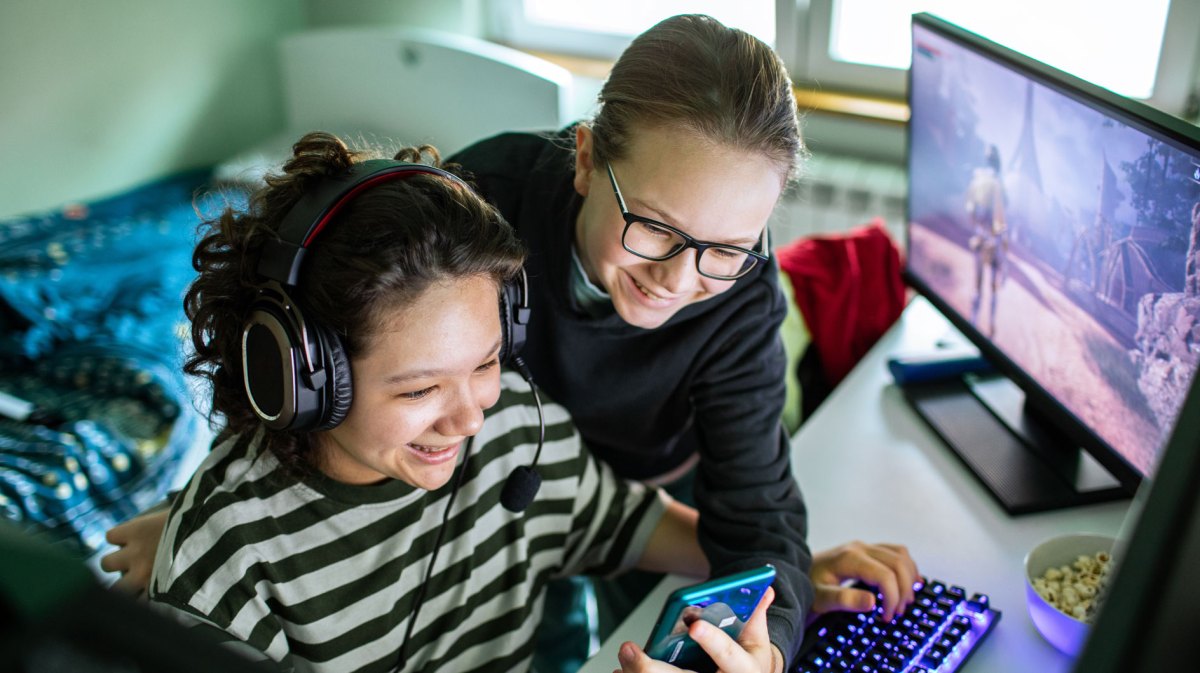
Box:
964;144;1008;336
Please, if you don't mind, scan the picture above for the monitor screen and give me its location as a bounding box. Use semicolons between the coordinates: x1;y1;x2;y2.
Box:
905;13;1200;484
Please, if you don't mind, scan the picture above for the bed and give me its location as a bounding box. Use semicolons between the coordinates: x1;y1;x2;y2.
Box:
0;170;241;562
0;26;571;567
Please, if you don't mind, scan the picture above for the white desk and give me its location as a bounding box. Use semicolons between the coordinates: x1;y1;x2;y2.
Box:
579;297;1131;673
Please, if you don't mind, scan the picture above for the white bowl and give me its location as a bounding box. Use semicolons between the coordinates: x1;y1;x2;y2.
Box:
1023;532;1116;657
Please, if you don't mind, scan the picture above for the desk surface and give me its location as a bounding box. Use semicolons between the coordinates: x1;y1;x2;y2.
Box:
579;297;1131;673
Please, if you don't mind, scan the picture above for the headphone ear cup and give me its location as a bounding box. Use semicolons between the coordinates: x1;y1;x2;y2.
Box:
499;272;529;367
498;282;515;366
317;325;353;430
242;304;294;430
242;289;348;432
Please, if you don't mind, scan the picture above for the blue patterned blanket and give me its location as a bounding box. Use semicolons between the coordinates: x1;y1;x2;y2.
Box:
0;171;244;556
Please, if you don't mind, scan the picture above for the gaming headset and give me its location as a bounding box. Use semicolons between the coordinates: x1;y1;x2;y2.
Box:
240;158;530;432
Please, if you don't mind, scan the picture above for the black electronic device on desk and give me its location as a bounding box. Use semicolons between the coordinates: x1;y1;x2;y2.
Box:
0;520;270;672
793;577;1000;673
901;12;1200;514
1068;317;1200;671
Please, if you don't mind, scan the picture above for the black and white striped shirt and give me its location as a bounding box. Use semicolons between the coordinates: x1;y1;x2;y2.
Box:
149;372;666;673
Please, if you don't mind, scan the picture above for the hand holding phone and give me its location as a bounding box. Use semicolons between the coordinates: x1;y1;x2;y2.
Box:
643;565;776;673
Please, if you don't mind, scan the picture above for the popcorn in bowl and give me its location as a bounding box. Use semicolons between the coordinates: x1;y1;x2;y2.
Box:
1023;533;1118;657
1029;550;1112;622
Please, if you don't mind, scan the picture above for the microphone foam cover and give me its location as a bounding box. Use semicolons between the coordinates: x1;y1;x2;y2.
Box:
500;466;541;513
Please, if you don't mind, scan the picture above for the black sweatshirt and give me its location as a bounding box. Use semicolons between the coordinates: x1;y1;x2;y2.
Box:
450;128;815;662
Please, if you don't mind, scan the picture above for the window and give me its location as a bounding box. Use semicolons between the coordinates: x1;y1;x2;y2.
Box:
486;0;774;59
789;0;1197;115
488;0;1200;118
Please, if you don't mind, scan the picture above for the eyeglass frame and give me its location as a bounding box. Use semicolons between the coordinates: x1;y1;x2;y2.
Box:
605;163;770;280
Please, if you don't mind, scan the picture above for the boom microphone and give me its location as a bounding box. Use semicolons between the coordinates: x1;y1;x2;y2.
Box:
500;356;545;513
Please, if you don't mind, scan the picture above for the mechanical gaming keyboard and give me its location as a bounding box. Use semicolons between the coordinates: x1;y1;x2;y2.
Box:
793;577;1000;673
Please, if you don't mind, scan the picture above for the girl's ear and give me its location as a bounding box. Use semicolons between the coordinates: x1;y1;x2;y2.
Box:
573;125;596;197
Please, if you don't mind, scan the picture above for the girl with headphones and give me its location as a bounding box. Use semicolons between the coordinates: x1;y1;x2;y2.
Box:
135;131;781;673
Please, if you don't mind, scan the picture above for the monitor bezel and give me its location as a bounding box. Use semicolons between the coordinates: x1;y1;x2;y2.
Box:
904;12;1200;490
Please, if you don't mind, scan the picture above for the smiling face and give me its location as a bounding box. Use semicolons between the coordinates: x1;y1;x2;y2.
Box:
314;275;503;490
573;124;786;329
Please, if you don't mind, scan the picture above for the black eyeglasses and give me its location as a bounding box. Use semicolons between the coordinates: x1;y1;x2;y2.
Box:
606;163;769;281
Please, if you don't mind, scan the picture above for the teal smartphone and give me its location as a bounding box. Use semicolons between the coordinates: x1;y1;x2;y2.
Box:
643;564;776;673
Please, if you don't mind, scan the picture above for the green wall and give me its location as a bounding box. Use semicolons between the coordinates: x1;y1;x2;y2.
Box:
0;0;491;219
0;0;306;219
304;0;484;37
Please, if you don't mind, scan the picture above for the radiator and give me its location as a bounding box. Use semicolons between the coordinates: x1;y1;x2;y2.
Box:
770;152;908;248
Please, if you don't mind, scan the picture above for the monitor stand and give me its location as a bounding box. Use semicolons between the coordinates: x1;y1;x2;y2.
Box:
900;371;1132;515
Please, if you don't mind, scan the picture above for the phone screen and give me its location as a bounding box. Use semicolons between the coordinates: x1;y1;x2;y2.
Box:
644;565;775;673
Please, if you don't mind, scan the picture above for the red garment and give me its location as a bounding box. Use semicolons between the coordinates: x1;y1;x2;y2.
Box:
777;218;908;387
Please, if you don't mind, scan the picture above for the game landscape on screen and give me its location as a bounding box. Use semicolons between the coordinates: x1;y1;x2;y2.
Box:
907;25;1200;476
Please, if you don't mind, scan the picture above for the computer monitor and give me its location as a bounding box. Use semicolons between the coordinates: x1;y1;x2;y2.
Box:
1069;344;1200;672
903;13;1200;514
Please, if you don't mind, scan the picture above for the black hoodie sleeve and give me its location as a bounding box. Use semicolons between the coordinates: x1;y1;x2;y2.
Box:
690;265;814;665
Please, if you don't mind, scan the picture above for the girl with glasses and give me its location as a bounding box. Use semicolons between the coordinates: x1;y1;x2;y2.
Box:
447;13;919;673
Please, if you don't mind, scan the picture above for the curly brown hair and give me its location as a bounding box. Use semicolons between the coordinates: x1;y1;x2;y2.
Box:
184;131;526;472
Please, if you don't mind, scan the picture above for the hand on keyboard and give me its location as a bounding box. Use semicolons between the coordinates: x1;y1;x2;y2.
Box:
809;541;921;623
795;577;1001;673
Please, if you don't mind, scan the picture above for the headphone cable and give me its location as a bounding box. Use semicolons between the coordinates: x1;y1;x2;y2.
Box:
397;435;474;670
398;359;545;667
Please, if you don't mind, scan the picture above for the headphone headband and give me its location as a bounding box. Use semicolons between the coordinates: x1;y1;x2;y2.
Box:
257;159;464;286
241;156;528;433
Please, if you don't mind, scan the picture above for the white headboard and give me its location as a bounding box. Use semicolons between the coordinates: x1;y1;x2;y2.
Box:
279;26;573;156
214;27;573;185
